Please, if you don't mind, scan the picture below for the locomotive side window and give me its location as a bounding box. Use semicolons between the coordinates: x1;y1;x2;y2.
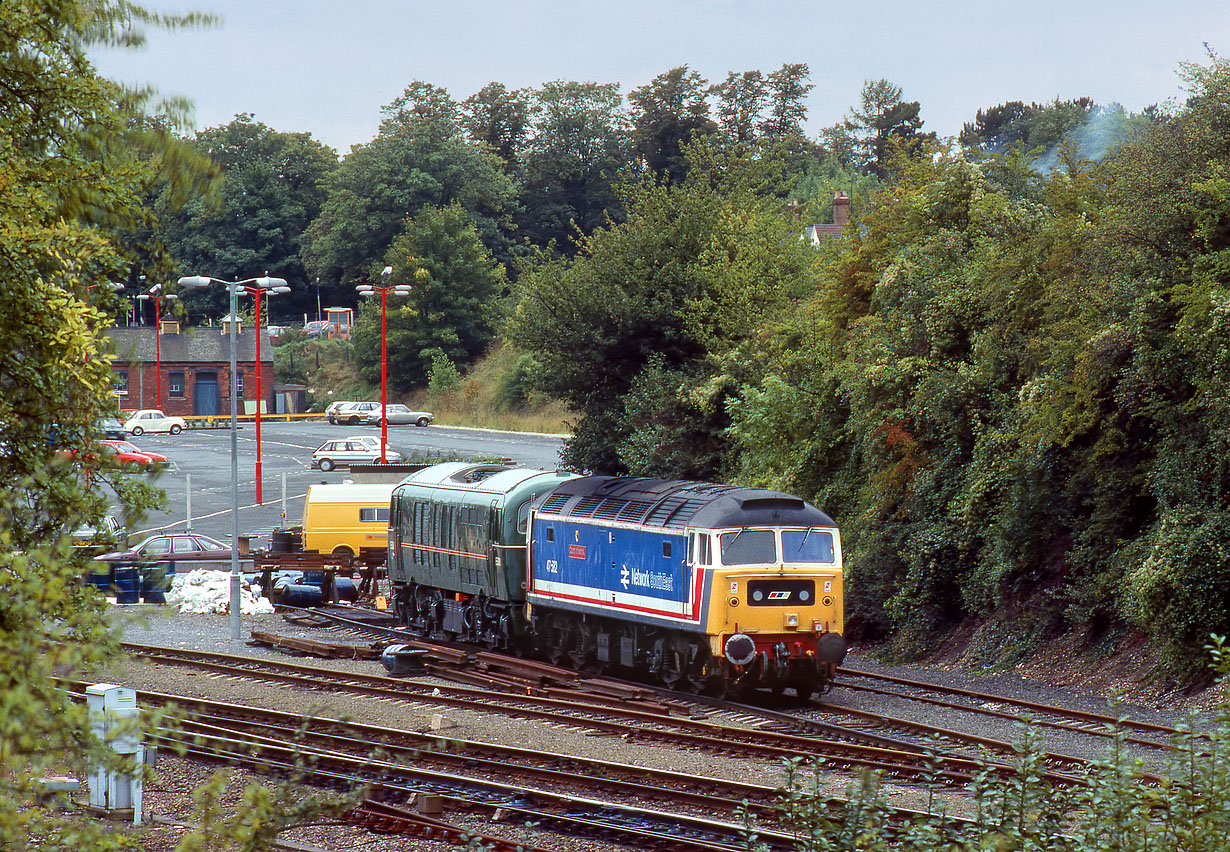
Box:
782;529;835;563
719;529;776;565
687;533;694;564
699;534;710;565
546;526;555;542
662;541;671;558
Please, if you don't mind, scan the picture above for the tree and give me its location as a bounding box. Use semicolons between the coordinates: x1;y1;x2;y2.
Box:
710;70;767;145
0;2;212;848
628;65;716;182
461;82;531;166
517;80;632;252
507;142;816;476
161;114;338;322
302;81;514;292
353;203;506;391
823;78;935;176
761;63;814;138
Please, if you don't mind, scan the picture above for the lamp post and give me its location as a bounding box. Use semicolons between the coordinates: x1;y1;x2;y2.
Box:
135;285;178;410
179;273;289;641
356;266;409;463
249;280;288;504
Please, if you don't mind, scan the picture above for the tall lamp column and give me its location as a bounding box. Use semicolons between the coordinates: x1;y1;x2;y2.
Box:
237;281;289;504
179;273;289;640
356;266;409;463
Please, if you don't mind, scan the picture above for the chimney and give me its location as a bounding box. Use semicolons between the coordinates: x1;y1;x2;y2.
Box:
833;191;850;227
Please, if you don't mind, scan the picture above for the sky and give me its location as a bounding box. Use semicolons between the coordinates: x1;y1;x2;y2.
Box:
91;0;1230;155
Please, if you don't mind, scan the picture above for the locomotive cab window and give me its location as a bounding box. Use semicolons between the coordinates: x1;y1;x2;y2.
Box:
719;529;776;565
517;501;531;534
662;541;671;559
782;529;836;563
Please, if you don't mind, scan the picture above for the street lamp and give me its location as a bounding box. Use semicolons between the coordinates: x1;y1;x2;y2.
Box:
356;266;409;463
179;273;289;641
135;285;178;410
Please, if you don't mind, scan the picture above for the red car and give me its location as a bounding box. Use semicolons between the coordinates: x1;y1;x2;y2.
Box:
100;440;171;469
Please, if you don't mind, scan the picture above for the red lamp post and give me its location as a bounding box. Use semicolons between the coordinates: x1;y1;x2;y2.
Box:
236;281;289;504
136;285;178;410
356;266;409;463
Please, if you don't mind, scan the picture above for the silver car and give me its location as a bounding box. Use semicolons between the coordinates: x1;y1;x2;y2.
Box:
360;404;434;427
312;436;402;471
328;401;380;425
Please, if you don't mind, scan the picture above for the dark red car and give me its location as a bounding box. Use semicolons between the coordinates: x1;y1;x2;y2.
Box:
95;532;235;564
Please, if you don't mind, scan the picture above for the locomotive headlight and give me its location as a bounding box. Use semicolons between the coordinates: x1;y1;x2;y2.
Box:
785;613;799;628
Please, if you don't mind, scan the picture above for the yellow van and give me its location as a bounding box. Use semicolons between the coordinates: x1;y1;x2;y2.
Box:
302;482;397;557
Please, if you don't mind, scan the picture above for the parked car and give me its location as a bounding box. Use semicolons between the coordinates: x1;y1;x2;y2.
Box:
360;404;434;427
324;400;358;421
100;439;172;470
123;409;186;436
311;436;402;471
72;514;128;551
95;532;234;564
304;320;330;337
97;418;127;439
328;401;380;425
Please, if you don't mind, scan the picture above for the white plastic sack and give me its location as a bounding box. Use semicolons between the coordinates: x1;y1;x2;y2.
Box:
166;568;274;615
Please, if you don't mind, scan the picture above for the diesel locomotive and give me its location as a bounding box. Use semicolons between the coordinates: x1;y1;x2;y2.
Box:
387;462;847;698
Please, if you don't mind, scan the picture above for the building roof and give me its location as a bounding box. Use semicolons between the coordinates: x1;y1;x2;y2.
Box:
106;326;274;365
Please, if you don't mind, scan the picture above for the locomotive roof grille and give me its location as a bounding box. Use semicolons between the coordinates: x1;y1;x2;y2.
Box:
534;476;835;530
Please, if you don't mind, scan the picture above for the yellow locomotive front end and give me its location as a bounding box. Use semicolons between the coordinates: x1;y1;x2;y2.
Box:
695;524;846;699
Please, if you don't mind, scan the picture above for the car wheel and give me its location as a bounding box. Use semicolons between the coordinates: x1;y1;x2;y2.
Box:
416;417;430;427
318;458;334;472
170;424;182;435
348;415;360;425
131;426;144;436
332;546;354;558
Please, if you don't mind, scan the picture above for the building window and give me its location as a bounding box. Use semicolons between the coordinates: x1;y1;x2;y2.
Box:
168;371;185;399
114;370;129;396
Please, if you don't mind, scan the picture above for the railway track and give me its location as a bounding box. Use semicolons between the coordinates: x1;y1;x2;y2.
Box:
120;642;1104;789
67;683;954;852
270;607;1174;779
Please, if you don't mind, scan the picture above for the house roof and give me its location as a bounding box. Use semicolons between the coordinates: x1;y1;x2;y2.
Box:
106;326;274;365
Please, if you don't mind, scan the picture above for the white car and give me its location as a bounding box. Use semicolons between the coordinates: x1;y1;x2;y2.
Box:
123;409;186;436
312;436;402;471
361;404;434;427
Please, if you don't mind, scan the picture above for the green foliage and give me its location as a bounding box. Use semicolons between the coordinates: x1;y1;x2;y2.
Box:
162;114;338;321
352;202;505;392
426;348;463;394
507;140;812;474
302;81;515;287
761;649;1230;851
0;2;212;848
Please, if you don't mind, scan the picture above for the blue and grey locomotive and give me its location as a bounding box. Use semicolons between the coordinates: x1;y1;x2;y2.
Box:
387;462;846;697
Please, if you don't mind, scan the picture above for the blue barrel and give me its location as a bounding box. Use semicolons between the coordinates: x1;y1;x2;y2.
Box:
142;564;173;604
114;566;140;604
334;577;358;602
273;577;323;607
85;565;113;595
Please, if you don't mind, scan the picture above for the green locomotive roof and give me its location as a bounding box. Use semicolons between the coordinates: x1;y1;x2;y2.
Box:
393;462;577;504
534;475;835;531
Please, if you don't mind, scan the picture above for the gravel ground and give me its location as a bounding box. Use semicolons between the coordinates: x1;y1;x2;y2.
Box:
72;603;1228;851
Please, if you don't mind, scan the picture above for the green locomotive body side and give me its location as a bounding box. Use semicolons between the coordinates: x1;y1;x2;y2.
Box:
388;462;577;602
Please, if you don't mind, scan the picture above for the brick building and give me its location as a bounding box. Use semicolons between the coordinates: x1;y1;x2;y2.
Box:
106;317;275;417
